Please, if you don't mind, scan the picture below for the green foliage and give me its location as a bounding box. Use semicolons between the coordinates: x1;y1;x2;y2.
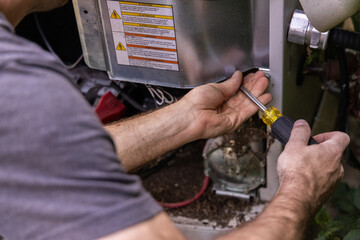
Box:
354;186;360;210
352;10;360;33
304;49;325;67
315;183;360;240
344;229;360;240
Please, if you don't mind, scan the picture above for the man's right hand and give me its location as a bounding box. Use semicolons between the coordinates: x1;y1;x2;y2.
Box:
277;120;350;212
102;119;351;240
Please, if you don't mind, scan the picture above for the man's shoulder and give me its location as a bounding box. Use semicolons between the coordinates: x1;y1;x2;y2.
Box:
0;12;62;70
0;12;14;32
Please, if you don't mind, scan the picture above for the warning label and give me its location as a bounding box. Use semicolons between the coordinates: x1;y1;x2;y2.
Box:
107;0;179;71
111;10;121;19
116;42;127;51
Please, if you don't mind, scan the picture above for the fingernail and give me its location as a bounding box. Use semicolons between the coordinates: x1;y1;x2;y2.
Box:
294;119;307;126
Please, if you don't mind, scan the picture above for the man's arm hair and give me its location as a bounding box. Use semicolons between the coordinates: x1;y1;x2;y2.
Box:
105;99;197;172
218;178;313;240
105;71;271;172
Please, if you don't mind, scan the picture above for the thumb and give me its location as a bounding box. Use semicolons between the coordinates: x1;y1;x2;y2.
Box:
216;71;242;100
286;120;312;148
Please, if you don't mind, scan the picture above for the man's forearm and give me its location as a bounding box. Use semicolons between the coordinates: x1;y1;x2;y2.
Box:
219;180;313;240
105;100;197;172
104;71;272;172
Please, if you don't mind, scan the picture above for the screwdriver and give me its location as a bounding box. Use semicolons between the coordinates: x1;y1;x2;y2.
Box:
240;86;318;146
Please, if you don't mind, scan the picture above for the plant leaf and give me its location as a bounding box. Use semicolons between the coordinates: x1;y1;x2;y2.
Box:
344;229;360;240
316;206;331;225
354;186;360;210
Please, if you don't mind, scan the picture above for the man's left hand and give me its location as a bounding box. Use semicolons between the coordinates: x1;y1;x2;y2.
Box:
182;71;272;139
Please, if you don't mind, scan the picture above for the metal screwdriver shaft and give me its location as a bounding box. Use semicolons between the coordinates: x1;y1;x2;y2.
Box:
240;86;282;127
240;85;318;146
240;86;267;112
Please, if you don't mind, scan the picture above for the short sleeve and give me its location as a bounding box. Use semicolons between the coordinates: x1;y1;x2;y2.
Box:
0;12;162;240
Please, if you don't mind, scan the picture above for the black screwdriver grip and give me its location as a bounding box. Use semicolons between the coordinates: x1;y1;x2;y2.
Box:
271;116;318;146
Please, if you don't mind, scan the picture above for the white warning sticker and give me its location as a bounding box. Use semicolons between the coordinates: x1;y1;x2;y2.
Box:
112;32;129;65
107;0;179;71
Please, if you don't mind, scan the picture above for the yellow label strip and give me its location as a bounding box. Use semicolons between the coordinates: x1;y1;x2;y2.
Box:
123;22;174;30
121;11;173;19
120;1;172;8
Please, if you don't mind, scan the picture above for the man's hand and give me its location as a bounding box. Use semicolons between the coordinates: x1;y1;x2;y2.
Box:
106;70;271;171
277;120;350;212
183;71;271;140
217;121;350;240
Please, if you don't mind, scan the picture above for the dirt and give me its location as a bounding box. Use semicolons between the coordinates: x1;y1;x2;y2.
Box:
223;117;268;157
140;146;248;227
140;117;268;227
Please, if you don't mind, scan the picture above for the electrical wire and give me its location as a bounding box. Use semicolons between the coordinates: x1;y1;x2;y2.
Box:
120;90;147;112
158;176;210;209
109;82;147;112
336;47;349;132
33;13;83;70
146;85;176;107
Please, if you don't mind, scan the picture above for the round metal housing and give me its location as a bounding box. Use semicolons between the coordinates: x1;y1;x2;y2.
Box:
288;9;329;50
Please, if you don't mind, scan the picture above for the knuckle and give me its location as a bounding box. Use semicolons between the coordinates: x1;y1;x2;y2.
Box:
339;165;345;178
254;71;265;78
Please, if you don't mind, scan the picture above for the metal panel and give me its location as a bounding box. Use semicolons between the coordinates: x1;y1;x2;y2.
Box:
73;0;107;71
259;0;323;201
259;0;302;201
73;0;269;88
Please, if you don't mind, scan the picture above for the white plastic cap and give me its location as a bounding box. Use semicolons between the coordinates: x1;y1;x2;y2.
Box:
300;0;360;32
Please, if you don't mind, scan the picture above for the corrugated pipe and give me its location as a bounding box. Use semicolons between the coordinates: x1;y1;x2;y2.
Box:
328;28;360;51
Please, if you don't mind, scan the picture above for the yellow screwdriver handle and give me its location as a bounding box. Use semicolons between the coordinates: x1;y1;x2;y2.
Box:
262;107;282;127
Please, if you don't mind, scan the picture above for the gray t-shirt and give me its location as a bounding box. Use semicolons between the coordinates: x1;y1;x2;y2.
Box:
0;13;162;240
